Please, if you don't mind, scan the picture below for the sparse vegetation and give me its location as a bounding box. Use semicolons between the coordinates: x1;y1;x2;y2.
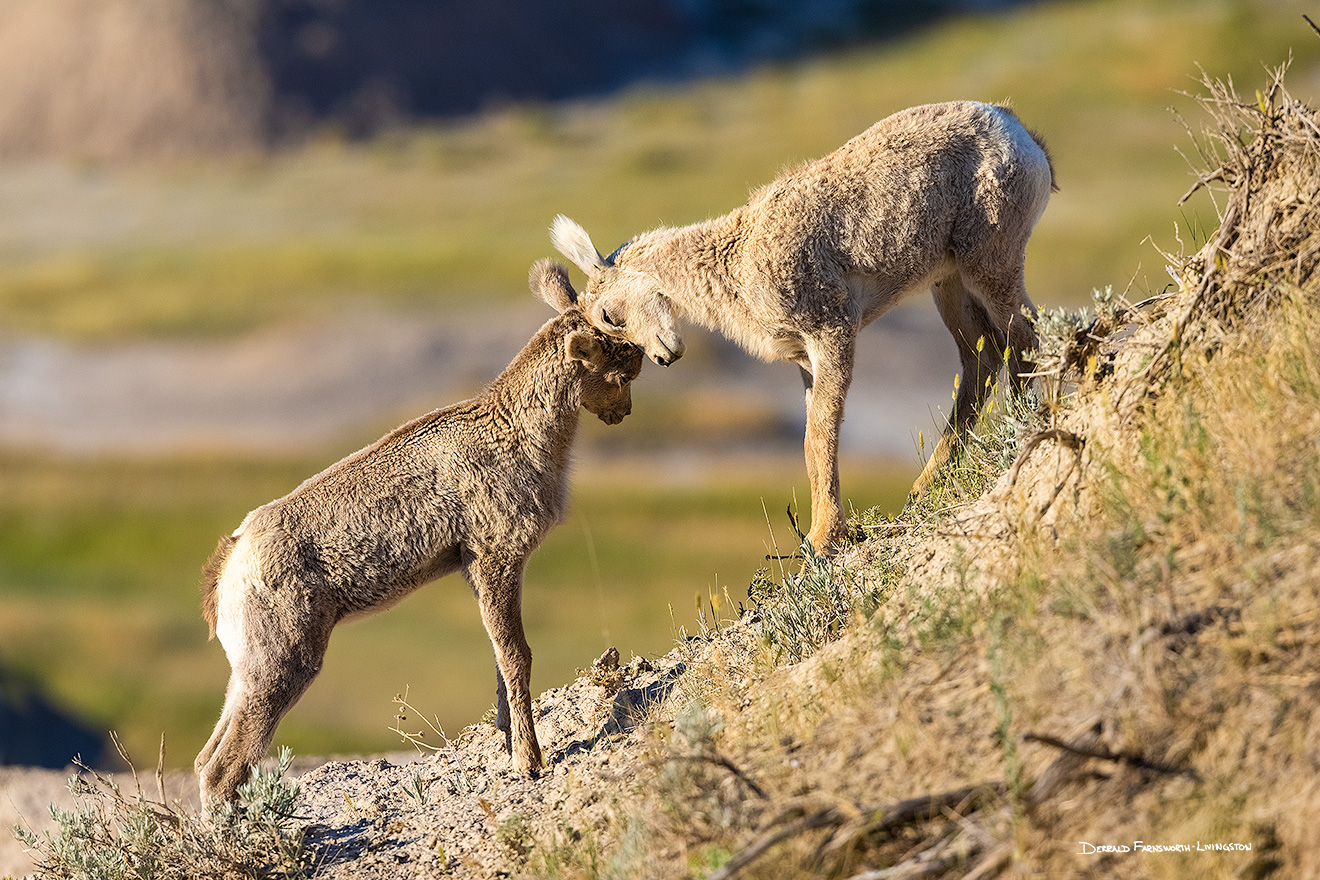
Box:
15;747;309;880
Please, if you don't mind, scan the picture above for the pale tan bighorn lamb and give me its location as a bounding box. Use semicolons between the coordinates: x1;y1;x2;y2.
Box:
549;100;1056;551
194;262;643;803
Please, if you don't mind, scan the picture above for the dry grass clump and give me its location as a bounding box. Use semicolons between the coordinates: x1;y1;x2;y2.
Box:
14;746;311;880
1175;63;1320;325
542;61;1320;880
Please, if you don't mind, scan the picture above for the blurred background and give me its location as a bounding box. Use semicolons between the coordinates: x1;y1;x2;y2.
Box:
0;0;1316;770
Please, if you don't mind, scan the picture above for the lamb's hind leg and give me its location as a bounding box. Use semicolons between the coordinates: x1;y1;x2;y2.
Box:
798;365;821;535
492;657;510;735
910;274;1007;502
195;674;242;780
197;620;330;804
962;258;1039;395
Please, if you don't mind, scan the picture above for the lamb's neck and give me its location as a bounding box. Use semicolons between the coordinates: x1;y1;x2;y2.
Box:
628;210;748;332
484;319;582;471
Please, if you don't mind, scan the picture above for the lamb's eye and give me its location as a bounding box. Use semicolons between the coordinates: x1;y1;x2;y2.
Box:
602;309;624;330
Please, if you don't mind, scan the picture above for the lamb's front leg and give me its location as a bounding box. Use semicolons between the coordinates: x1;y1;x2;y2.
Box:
801;333;856;553
467;552;542;778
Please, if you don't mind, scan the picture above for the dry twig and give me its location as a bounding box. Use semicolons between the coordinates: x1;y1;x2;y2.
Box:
663;753;768;800
1023;731;1197;779
708;783;1005;880
391;687;451;754
1006;429;1084;489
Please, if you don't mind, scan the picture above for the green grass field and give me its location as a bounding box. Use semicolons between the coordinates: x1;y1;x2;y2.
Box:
0;451;912;765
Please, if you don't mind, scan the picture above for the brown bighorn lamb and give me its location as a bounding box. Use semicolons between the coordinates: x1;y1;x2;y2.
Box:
549;101;1056;551
194;262;643;803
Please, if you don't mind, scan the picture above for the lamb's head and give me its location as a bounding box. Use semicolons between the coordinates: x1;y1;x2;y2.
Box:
548;215;686;367
529;258;644;425
572;329;644;425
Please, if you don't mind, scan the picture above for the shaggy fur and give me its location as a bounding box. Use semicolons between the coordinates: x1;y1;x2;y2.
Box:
550;100;1055;551
194;262;643;803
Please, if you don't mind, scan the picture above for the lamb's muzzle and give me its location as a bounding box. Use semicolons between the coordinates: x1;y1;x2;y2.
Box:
651;332;685;366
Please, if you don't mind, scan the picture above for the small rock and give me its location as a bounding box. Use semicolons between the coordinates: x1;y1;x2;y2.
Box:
593;646;620;673
589;646;627;690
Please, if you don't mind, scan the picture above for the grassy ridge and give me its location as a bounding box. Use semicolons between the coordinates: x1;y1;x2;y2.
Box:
0;0;1316;339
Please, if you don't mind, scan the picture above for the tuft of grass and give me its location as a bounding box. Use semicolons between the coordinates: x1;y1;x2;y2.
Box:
497;811;533;862
750;543;874;667
15;747;310;880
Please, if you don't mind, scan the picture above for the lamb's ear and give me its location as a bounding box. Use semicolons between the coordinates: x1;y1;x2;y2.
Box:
529;259;578;313
550;215;606;277
604;236;635;265
565;330;605;369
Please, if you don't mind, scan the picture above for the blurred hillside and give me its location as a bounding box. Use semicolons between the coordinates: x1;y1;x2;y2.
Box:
2;0;1318;349
0;0;1021;160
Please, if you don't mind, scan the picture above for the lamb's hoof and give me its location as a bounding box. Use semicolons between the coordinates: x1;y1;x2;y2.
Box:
515;754;543;779
803;534;843;558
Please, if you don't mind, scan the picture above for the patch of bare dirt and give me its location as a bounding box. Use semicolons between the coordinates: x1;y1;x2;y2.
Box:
0;644;690;878
293;649;687;878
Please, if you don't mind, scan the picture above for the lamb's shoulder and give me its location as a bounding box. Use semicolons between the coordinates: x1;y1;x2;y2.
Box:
412;405;574;554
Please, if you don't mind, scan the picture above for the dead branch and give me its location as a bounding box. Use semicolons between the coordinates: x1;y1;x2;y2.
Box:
961;844;1014;880
1023;731;1197;779
1006;429;1085;489
1026;719;1106;805
708;783;1005;880
708;807;845;880
664;753;769;800
866;785;1005;836
391;688;451;754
